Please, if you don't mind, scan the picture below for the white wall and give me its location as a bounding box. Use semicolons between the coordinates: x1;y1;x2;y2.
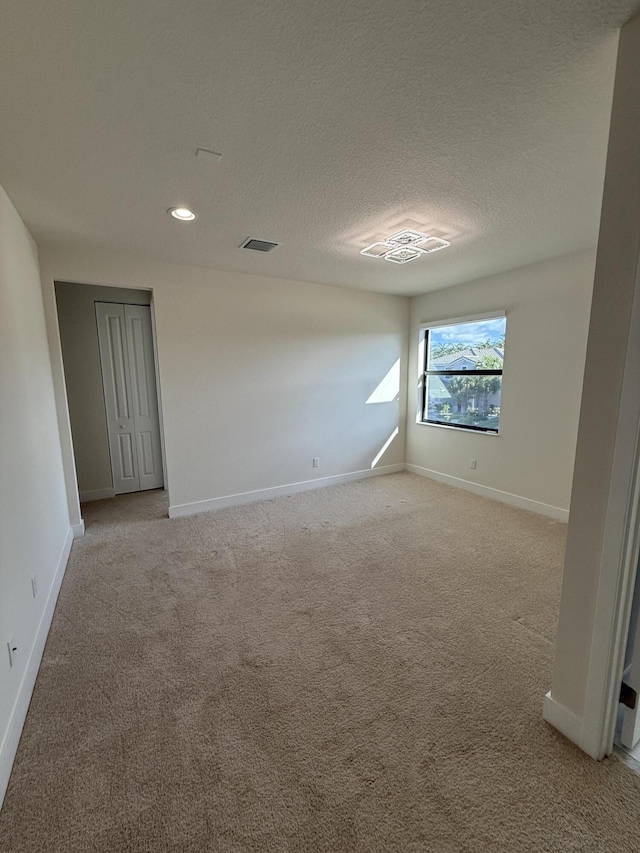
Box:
0;185;71;805
406;250;595;518
39;248;409;517
55;282;151;498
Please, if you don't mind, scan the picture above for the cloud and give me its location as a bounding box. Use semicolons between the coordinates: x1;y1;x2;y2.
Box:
430;318;505;348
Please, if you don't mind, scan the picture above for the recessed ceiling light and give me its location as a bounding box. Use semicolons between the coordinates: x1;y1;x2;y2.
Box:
168;207;197;221
361;228;450;264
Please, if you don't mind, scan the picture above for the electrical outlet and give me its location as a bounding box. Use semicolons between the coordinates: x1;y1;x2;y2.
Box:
469;458;477;470
31;575;38;598
313;457;320;468
7;636;17;668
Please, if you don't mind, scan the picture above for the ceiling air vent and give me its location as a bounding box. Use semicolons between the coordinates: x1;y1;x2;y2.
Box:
241;238;279;252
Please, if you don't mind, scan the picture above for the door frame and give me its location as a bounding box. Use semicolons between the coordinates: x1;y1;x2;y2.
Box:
581;254;640;759
47;280;169;528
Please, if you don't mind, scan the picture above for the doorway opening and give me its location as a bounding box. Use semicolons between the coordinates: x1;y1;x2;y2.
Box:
54;282;166;504
615;517;640;769
616;550;640;767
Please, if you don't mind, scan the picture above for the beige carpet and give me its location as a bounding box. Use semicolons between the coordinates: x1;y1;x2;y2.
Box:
2;472;640;852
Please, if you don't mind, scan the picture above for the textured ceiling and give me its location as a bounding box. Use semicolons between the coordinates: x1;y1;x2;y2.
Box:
0;0;638;295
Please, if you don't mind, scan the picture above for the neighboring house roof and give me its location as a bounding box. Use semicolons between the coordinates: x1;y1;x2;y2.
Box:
430;346;504;369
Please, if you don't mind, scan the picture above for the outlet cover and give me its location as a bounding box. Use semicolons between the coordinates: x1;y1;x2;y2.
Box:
469;458;477;469
31;575;38;598
313;457;320;468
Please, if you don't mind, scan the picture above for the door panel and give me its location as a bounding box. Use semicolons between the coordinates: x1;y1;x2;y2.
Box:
118;432;136;480
107;314;130;420
128;314;151;418
139;431;155;476
96;303;140;494
124;305;164;491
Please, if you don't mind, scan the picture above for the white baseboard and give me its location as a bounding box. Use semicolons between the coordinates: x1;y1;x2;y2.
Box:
72;521;85;538
0;526;74;809
543;692;592;754
79;487;115;503
405;464;569;522
168;463;405;518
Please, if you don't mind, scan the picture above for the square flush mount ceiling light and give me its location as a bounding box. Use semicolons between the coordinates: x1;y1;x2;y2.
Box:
361;229;450;264
421;236;451;253
361;242;395;259
386;229;429;246
385;246;424;264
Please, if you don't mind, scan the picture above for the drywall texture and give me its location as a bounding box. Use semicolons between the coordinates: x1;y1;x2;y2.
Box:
0;184;69;796
55;282;151;497
550;10;640;732
0;1;626;294
40;248;408;514
406;251;595;514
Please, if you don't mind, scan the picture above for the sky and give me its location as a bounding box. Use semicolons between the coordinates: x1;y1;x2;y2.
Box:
430;318;506;349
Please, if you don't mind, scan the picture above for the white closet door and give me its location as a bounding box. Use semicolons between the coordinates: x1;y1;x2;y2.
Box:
96;302;141;494
96;302;164;495
124;304;164;491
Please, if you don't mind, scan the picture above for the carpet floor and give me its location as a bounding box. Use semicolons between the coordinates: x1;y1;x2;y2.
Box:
2;472;640;851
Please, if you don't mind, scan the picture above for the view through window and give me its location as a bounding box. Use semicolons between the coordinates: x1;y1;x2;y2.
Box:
421;315;506;433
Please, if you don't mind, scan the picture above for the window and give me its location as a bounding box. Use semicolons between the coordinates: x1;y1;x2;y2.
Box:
419;314;506;433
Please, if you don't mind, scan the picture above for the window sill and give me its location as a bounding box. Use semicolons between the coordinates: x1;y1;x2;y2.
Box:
415;420;500;436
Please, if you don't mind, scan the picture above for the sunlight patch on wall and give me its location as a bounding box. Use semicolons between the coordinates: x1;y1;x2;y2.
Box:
366;359;400;404
371;427;399;469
